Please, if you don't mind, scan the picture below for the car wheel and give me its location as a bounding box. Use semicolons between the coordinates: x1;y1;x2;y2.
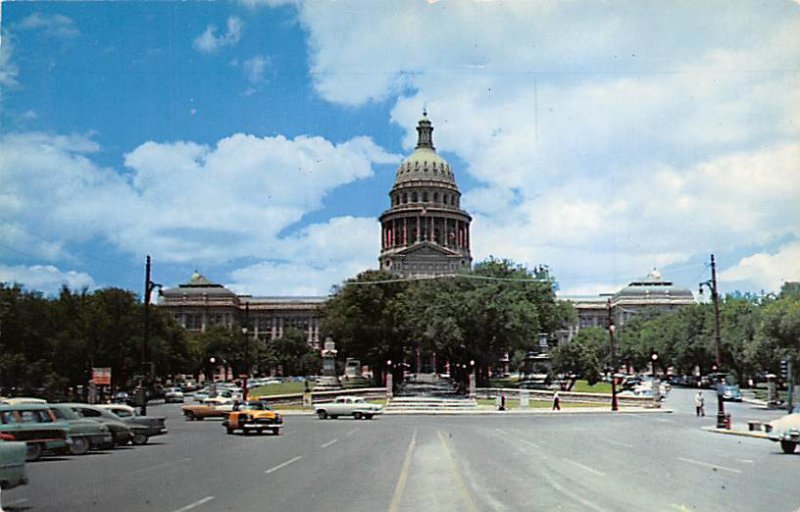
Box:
69;437;90;456
331;415;338;420
272;428;280;435
353;412;363;420
364;414;373;420
131;433;149;445
780;440;797;454
184;411;195;421
317;410;327;420
25;443;43;462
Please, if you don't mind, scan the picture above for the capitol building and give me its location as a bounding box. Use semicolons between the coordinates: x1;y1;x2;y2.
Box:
157;115;695;344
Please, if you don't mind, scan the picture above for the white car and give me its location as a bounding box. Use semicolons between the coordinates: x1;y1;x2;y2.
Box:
766;407;800;454
313;396;383;420
164;387;184;403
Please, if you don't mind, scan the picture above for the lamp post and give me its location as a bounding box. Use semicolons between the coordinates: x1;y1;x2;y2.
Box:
241;302;250;402
699;253;726;428
607;299;619;411
141;255;161;416
208;357;217;397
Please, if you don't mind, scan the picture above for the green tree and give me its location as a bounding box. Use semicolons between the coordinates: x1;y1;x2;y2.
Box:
551;327;607;385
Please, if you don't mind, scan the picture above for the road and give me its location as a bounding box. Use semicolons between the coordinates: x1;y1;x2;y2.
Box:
2;390;797;512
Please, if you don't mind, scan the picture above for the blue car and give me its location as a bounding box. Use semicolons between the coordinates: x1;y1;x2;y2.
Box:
721;384;743;402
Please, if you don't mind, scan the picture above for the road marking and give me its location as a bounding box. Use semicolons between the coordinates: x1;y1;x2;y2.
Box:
346;428;359;436
172;496;214;512
321;438;338;448
605;439;634;449
739;459;754;464
131;457;192;475
677;457;741;474
3;498;29;507
388;428;417;512
563;458;606;477
494;428;509;436
265;455;302;474
654;418;674;424
519;439;540;450
438;431;478;512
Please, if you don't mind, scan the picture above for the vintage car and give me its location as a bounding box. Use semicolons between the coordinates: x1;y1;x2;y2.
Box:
313;396;383;420
164;387;185;403
48;404;113;454
63;403;138;447
0;434;27;489
181;397;236;421
766;407;800;454
223;401;283;435
97;404;167;445
0;404;71;461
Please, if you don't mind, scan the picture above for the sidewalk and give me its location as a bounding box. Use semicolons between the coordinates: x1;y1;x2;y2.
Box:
277;406;674;416
703;421;769;439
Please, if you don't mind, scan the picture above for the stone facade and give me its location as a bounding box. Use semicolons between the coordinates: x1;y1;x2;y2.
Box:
379;113;472;276
157;272;324;348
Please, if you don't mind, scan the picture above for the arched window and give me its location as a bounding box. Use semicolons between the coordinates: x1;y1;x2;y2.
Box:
402;193;408;204
412;192;418;202
422;191;429;202
433;192;439;203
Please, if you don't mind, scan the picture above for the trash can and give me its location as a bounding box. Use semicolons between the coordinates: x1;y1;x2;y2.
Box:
725;413;732;430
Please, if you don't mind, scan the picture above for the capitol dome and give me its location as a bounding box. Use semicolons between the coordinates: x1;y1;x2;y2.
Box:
379;113;472;277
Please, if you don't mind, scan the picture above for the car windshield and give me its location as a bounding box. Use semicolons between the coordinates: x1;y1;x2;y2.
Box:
51;407;80;420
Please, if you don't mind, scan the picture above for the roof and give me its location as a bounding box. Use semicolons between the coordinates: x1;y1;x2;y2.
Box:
393;115;458;188
613;268;694;302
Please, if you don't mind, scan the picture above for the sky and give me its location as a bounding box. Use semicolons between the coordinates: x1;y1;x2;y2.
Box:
0;0;798;300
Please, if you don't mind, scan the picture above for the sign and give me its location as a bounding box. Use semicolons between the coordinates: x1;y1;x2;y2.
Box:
302;390;312;408
92;367;111;386
520;390;530;408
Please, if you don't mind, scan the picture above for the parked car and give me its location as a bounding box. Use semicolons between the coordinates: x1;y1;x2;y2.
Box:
63;403;137;447
0;434;28;489
0;398;48;406
164;387;185;403
720;384;743;402
97;404;167;445
313;396;383;420
48;404;113;454
0;404;71;461
223;401;283;435
766;407;800;454
181;397;236;421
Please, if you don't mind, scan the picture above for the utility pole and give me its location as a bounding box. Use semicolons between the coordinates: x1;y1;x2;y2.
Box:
141;255;160;416
700;254;726;428
242;302;250;402
607;298;618;411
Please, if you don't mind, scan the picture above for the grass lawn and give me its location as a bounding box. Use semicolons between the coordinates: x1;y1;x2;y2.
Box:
250;381;312;396
569;380;612;394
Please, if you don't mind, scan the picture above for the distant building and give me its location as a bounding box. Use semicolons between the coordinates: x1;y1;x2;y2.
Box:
157;272;324;349
557;268;696;342
379;112;473;276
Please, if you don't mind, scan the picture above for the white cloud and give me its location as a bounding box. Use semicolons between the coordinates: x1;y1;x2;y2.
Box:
720;243;800;292
227;216;379;295
17;12;80;39
242;55;270;84
0;130;399;272
193;16;244;53
0;30;19;88
0;265;95;296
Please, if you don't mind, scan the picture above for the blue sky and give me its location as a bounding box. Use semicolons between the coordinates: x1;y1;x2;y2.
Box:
1;0;798;299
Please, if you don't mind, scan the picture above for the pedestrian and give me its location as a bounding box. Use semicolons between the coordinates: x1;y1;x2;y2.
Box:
695;390;705;417
552;390;561;411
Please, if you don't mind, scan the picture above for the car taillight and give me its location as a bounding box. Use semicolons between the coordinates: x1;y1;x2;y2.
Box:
0;433;15;441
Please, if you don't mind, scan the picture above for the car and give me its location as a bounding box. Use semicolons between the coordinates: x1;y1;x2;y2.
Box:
0;434;28;490
181;397;237;421
313;396;383;420
48;404;114;454
720;384;743;402
766;407;800;454
0;397;48;406
63;403;138;447
164;387;185;403
97;404;167;445
0;404;71;461
223;401;283;435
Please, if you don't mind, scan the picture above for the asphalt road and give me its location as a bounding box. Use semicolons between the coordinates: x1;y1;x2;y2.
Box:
2;390;797;512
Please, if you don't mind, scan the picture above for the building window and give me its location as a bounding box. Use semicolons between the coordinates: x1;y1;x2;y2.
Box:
423;191;428;202
412;192;418;202
433;192;439;203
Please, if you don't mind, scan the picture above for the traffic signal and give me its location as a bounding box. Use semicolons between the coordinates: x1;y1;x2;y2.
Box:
780;360;789;379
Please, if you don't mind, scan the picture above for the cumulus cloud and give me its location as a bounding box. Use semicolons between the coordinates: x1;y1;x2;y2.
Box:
0;30;19;88
0;130;399;272
193;16;243;53
17;12;80;39
242;55;270;84
0;265;95;296
719;243;800;293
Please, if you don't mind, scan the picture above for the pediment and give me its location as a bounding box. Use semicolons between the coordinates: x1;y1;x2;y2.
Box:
396;241;459;257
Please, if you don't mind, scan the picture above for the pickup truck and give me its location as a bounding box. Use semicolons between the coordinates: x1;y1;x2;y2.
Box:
314;396;383;420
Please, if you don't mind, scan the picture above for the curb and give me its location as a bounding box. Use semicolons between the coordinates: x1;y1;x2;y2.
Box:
276;407;674;416
702;425;769;439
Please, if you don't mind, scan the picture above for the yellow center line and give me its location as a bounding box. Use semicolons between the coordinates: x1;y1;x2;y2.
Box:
388;428;417;512
437;430;478;512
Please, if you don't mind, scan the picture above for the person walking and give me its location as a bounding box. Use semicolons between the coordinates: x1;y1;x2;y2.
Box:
552;390;561;411
695;390;705;417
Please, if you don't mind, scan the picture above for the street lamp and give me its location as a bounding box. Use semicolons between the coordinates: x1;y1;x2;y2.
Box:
699;253;726;429
607;298;618;411
141;255;162;416
651;353;658;378
241;302;250;402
